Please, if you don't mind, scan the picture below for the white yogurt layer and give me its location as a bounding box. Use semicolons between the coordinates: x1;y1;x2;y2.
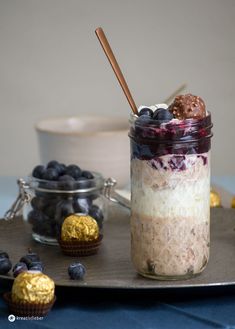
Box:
131;153;210;220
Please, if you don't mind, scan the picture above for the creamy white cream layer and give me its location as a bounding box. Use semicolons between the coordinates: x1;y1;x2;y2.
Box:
131;153;210;220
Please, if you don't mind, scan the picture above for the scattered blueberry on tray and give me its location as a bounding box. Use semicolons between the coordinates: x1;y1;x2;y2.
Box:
68;262;86;280
28;261;44;272
28;161;104;239
20;249;40;267
0;251;12;275
12;262;28;277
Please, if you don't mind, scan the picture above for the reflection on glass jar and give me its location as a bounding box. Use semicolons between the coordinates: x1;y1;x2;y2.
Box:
129;113;213;280
23;173;106;245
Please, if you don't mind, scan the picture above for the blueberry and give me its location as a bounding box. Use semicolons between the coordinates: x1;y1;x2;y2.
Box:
89;205;104;229
0;257;12;274
47;160;60;168
65;165;81;180
47;161;66;176
81;171;94;179
55;199;74;223
58;175;75;190
141;145;155;159
28;261;44;272
43;168;59;181
27;251;41;262
31;197;47;211
139;107;153;117
135;115;152;125
27;209;45;225
60;163;67;174
20;251;40;268
12;262;28;277
68;263;86;280
131;143;141;159
77;177;94;189
59;174;75;181
32;217;56;237
43;204;57;219
73;197;92;214
28;209;56;237
0;251;9;259
32;165;47;179
153;108;173;122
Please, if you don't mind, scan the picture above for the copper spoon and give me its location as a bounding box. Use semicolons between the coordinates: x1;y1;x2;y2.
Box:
95;27;138;115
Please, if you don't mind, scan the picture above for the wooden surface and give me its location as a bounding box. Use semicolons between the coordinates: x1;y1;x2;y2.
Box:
0;207;235;289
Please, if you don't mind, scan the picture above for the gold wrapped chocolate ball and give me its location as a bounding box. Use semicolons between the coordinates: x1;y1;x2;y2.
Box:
61;214;99;242
12;271;55;304
210;190;221;207
231;197;235;208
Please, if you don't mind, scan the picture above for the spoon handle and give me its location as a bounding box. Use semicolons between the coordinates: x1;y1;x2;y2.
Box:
95;27;138;115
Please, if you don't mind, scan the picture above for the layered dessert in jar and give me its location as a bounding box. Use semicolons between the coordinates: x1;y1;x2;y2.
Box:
129;94;213;280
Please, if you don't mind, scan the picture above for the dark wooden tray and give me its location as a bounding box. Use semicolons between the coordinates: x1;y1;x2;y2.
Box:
0;208;235;289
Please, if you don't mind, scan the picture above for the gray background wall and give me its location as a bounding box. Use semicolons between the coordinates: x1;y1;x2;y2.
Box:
0;0;234;176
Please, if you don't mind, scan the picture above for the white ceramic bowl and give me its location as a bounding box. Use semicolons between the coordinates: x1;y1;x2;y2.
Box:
35;116;130;187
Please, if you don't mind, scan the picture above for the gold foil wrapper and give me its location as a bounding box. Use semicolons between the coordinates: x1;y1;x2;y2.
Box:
231;197;235;208
210;190;221;207
61;214;99;242
12;271;55;304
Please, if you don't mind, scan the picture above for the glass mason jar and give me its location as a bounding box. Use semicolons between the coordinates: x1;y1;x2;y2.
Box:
6;172;107;245
129;113;213;280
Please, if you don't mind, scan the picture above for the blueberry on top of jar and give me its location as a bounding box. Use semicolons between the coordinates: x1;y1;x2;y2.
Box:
136;115;152;125
153;108;173;122
32;161;96;191
77;175;95;189
139;107;153;117
47;160;60;169
47;161;66;176
32;165;47;179
81;170;94;179
42;168;59;181
65;164;82;180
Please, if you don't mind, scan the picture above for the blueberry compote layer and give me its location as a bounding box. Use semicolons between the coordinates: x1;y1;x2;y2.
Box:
129;113;212;279
129;112;212;161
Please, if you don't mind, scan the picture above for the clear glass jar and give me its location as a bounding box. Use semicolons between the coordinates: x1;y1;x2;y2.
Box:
129;113;213;280
11;172;106;245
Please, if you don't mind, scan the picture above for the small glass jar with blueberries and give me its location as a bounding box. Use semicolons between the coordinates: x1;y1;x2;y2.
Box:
5;161;107;245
